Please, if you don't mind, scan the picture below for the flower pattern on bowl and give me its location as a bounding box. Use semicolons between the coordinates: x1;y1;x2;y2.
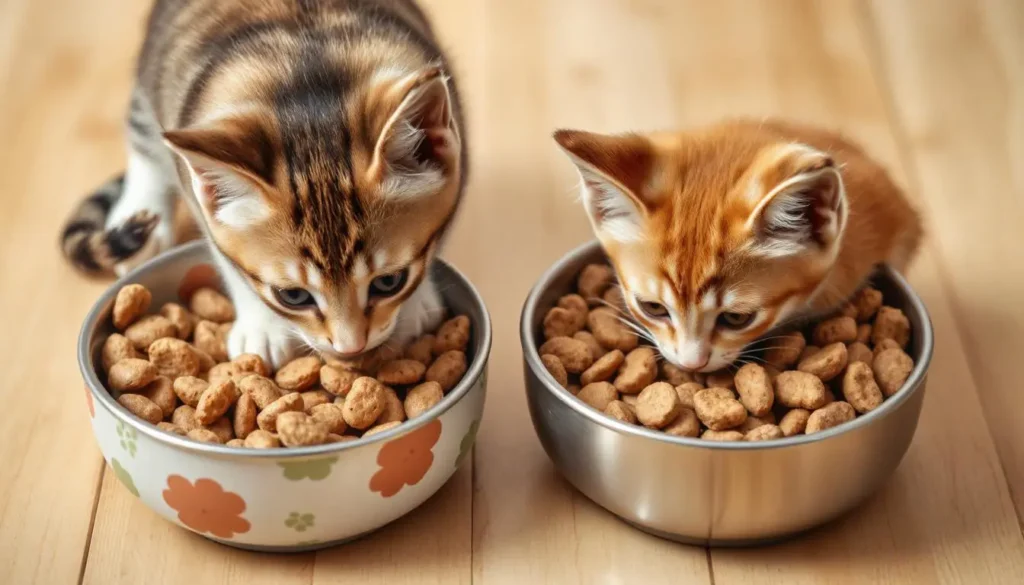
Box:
285;512;315;532
370;419;443;498
111;458;139;497
163;475;251;539
279;456;338;481
456;420;480;470
116;421;137;457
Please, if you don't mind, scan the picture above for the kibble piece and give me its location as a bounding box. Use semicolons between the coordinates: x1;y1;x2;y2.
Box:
635;382;682;429
375;387;406;424
377;359;427;386
764;331;807;368
674;382;702;410
813;316;858;346
843;361;884;413
806;402;856;433
157;421;186;436
101;333;140;372
277;412;329;447
173;376;208;408
706;370;735;390
663;408;701;437
573;331;606;361
839;302;858;319
194;320;228;362
603;286;625;309
693;387;747;431
745;424;785;442
226;439;245;447
275;356;322;391
234;374;279;409
425;350;468;391
873;338;901;357
405;335;436;365
139;376;176;418
300;389;332;412
193;349;216;373
543;307;584;340
621;394;638;407
233;353;270;378
364;421;402;437
578;264;614;300
342;377;387;430
124;315;177;351
797;342;848;382
702;430;745;442
734;363;775;416
604;400;637;424
580;349;624;385
189;287;235;323
148;337;201;379
319;364;360;397
853;287;883;321
800;345;821;363
109;358;158;392
187;428;222;444
205;417;235;443
613;347;657;395
256;392;305;432
310;403;347;434
872;306;911;348
172;405;202;433
196;379;240;425
660;362;696;386
434;315;471;354
159;303;195;340
541;354;569;388
244;430;281;449
233;393;258;439
567;384;581;395
538;337;593;374
847;342;874;367
738;414;776;433
206;362;240;385
576;382;618;411
873;348;914;397
586;309;639;353
558;294;589;324
856;324;872;344
113;284;152;330
778;409;810;436
774;371;828;410
117;394;162;424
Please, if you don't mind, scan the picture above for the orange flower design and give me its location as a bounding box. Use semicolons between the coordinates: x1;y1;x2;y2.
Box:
162;475;251;538
177;263;220;304
370;419;443;498
84;385;94;418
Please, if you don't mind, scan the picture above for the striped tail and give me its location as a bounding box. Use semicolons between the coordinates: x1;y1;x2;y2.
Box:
59;174;158;276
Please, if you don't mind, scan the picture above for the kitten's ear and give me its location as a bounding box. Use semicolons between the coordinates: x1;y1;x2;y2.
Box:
163;115;276;229
744;145;847;257
369;66;459;201
553;129;655;243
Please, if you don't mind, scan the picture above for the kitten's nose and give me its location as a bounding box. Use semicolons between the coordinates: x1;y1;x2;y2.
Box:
677;343;710;371
332;335;366;355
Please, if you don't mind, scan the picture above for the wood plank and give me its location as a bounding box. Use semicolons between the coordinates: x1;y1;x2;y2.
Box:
866;0;1024;524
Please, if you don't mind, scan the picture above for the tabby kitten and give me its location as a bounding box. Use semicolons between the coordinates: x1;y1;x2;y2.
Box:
554;120;921;372
60;0;467;367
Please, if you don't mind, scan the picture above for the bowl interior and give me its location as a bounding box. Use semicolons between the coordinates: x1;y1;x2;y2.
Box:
521;240;934;450
79;240;492;459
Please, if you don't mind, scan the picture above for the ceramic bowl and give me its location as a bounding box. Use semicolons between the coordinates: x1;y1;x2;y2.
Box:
521;240;933;545
79;241;491;552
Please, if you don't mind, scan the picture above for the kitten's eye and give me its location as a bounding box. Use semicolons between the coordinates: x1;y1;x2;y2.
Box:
717;311;756;330
369;269;409;298
273;287;315;308
638;300;670;319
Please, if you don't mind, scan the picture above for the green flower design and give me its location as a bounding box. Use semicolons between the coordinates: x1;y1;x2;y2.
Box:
285;512;315;532
116;421;137;457
111;458;139;497
455;420;480;470
278;456;338;481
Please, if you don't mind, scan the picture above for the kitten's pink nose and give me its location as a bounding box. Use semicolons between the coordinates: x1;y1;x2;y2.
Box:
677;344;710;370
332;336;366;355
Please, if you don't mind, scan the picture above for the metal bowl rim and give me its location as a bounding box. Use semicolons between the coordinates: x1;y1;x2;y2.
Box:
520;239;934;451
78;240;493;460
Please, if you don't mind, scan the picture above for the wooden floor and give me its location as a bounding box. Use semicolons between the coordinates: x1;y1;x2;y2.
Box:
2;0;1023;583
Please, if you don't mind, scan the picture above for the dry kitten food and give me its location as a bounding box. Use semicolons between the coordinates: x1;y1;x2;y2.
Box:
539;263;918;442
98;283;473;447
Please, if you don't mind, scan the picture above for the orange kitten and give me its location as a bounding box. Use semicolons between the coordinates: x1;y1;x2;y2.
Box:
554;119;922;372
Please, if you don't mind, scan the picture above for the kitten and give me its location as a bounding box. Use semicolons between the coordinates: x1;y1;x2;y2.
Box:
554;119;922;373
60;0;467;368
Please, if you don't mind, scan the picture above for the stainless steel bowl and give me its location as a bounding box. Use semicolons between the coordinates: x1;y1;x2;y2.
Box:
521;240;933;546
79;241;491;551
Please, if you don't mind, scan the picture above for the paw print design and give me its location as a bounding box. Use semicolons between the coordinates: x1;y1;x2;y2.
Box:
278;456;338;481
117;421;137;457
110;458;139;497
285;512;315;532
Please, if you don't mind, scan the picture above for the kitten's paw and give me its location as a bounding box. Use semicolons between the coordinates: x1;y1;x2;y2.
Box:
227;315;302;370
110;211;173;276
390;277;447;346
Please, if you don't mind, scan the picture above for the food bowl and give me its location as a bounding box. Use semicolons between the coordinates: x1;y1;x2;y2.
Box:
79;240;491;552
521;240;932;545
